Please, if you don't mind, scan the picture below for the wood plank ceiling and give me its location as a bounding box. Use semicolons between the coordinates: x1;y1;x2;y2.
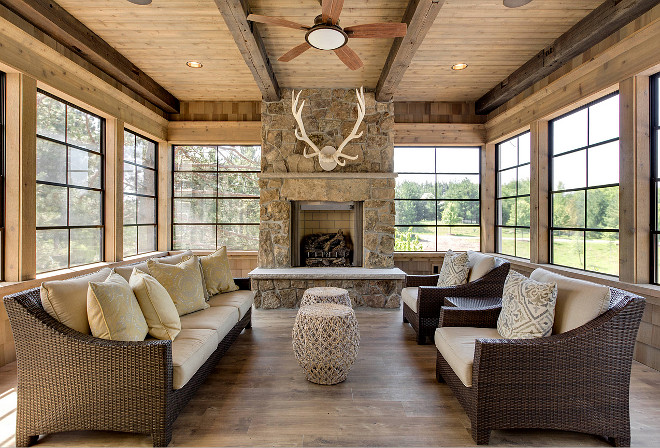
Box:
52;0;603;103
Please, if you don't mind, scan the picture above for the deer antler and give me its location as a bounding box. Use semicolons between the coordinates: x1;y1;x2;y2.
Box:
334;86;364;166
292;90;320;158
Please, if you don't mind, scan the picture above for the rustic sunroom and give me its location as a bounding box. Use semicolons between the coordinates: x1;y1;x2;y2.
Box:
0;0;658;446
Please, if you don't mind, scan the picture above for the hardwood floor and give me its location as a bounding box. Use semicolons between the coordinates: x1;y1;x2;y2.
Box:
0;308;659;446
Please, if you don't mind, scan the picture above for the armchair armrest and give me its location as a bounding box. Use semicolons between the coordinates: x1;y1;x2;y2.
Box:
234;277;251;290
439;305;501;328
406;274;439;287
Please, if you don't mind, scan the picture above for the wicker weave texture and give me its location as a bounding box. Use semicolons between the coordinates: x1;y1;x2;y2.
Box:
292;303;360;385
300;287;352;307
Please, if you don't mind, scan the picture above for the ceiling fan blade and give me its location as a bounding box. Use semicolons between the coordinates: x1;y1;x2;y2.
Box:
247;14;310;31
278;42;312;62
322;0;344;25
334;45;363;71
344;22;407;38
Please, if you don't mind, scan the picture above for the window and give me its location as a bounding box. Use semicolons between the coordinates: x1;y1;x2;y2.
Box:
652;74;660;282
549;93;619;276
496;131;530;258
394;146;480;251
0;71;5;280
123;130;157;257
172;145;260;250
36;91;104;273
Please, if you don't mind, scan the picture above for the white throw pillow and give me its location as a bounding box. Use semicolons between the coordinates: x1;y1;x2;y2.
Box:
497;270;557;339
437;250;470;287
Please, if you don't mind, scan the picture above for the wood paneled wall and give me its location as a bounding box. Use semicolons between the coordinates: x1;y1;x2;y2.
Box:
168;101;262;122
394;101;486;124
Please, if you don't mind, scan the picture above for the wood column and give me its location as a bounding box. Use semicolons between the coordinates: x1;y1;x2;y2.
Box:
157;141;172;251
619;75;650;283
481;143;496;253
104;118;124;262
4;73;36;281
530;120;549;264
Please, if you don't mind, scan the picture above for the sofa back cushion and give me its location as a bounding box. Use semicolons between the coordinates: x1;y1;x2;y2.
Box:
530;268;611;334
40;267;113;334
130;268;181;340
87;272;148;341
113;250;194;282
148;256;209;316
467;251;496;282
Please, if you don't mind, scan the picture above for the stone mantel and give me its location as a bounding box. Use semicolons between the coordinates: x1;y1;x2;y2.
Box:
258;173;398;179
249;267;406;280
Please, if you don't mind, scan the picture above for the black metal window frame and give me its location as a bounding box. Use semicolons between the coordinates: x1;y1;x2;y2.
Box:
651;73;660;283
548;91;620;276
171;145;260;250
495;131;531;258
0;71;5;280
123;129;158;257
36;89;105;272
394;146;481;252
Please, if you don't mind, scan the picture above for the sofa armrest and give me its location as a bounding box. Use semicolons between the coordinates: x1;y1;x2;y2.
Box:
439;305;501;328
405;274;439;287
234;277;251;290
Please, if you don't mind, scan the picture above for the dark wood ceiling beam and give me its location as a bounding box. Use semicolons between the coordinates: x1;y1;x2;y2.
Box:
213;0;280;102
476;0;660;115
0;0;180;113
375;0;446;102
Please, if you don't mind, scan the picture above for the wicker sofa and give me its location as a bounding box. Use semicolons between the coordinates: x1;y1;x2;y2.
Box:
403;253;510;344
4;256;254;447
434;269;645;446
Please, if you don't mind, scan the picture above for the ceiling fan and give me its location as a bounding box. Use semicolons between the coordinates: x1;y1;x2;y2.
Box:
247;0;407;71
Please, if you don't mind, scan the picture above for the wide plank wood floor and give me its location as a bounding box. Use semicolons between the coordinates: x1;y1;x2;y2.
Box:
0;308;659;446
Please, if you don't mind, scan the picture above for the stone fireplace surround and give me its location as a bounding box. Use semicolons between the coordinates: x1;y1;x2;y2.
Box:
250;88;404;309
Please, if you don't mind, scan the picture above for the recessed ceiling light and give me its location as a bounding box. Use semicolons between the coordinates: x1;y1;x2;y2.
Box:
186;61;203;68
451;63;468;71
503;0;532;7
126;0;152;5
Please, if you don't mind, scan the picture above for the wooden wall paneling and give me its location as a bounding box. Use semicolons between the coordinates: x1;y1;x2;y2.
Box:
529;120;549;264
104;118;124;262
619;76;651;284
169;101;262;122
393;101;485;124
4;73;36;282
167;121;262;145
481;144;495;253
393;123;486;146
158;142;172;252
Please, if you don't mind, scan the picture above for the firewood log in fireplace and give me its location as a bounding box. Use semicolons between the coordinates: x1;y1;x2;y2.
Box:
302;230;353;267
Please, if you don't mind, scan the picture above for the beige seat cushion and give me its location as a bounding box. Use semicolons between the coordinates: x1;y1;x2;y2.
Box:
40;267;113;334
467;251;496;282
179;306;239;341
401;287;419;313
435;326;502;387
148;256;208;316
87;272;148;341
171;328;219;389
208;290;255;319
530;268;611;334
115;262;150;282
193;247;239;295
130;269;181;340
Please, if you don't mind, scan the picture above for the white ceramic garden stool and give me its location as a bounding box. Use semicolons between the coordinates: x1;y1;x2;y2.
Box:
292;303;360;385
300;286;352;307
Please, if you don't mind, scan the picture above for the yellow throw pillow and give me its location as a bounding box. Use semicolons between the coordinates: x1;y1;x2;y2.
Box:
130;268;181;340
147;256;209;316
87;272;148;341
41;267;113;334
188;247;239;296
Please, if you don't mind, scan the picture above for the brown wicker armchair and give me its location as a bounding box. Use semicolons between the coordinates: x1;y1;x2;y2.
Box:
403;257;510;344
435;287;645;446
4;276;253;447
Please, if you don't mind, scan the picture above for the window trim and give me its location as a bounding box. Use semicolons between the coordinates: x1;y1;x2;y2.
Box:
394;146;481;252
651;73;660;284
495;131;531;259
0;71;5;280
35;89;105;273
123;128;158;257
171;145;261;250
548;91;620;276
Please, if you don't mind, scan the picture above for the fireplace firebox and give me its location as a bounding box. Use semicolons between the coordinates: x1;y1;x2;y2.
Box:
291;201;363;267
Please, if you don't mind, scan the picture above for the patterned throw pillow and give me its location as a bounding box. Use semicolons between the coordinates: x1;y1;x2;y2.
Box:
185;246;238;296
147;256;209;316
437;250;470;287
497;270;557;339
87;272;148;341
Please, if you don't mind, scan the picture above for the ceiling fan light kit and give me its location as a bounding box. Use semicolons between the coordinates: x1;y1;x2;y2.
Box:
126;0;152;4
305;25;348;50
503;0;533;8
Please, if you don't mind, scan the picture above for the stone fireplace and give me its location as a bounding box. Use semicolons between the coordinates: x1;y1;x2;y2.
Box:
250;88;404;309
